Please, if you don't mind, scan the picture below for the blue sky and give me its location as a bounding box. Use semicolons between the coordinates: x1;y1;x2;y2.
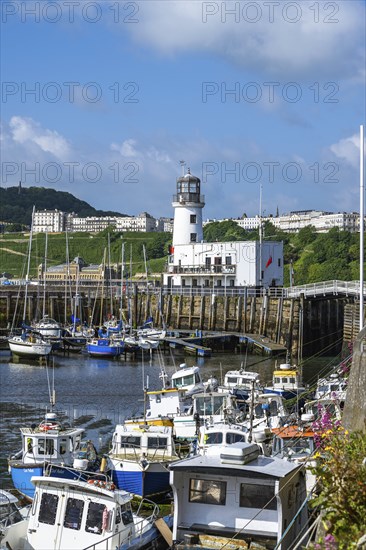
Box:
1;0;365;219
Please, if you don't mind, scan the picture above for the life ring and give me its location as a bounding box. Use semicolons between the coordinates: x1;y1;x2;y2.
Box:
87;479;115;491
39;422;59;431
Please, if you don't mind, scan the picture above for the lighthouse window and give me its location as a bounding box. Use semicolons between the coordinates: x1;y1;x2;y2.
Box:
190;233;197;242
190;214;197;224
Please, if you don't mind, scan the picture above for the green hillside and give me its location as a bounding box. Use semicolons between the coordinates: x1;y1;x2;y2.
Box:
0;229;171;279
0;186;126;227
0;218;364;285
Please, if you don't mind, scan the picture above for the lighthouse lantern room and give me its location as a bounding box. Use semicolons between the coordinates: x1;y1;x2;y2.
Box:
172;169;205;246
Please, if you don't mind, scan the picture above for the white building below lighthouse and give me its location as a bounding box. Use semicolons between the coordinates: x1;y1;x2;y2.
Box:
163;169;284;290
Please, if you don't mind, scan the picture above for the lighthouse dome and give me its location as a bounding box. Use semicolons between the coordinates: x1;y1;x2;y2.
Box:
177;168;200;185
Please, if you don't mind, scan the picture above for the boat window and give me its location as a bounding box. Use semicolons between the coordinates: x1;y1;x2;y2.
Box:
240;483;277;510
38;438;55;455
269;401;278;415
174;374;195;388
194;373;201;384
189;479;226;506
226;432;246;444
39;493;59;525
148;437;168;449
27;438;33;453
85;502;105;534
286;438;314;457
120;435;141;448
64;498;84;530
289;377;296;384
120;503;133;525
0;502;23;524
59;438;67;455
196;397;213;416
204;432;223;445
226;377;238;385
274;377;281;384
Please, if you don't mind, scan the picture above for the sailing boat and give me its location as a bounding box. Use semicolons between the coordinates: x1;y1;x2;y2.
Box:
86;247;123;358
8;208;52;359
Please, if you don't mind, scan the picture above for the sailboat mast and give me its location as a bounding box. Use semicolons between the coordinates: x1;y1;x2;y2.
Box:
360;124;364;331
23;206;35;322
42;230;48;318
120;242;125;320
108;232;113;318
99;248;107;327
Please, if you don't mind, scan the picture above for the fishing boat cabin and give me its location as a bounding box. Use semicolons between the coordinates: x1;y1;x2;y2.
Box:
169;441;308;550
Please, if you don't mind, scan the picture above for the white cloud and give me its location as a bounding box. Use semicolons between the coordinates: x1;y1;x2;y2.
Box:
111;138;139;157
330;133;365;168
9;116;70;160
129;1;365;80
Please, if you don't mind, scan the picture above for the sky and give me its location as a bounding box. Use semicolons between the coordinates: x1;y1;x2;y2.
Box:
1;0;365;220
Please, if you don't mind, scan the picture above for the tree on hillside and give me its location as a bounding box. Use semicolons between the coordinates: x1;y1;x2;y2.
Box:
204;220;249;242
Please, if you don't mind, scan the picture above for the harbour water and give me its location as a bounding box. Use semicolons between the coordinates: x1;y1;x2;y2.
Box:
0;347;338;490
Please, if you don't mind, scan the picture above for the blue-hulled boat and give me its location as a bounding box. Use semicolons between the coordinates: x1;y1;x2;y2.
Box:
8;412;100;499
108;424;187;498
86;337;123;357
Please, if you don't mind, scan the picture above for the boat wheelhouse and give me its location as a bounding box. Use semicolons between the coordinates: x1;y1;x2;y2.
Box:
108;424;188;498
271;424;317;494
8;412;100;499
173;391;242;441
264;362;306;402
314;373;347;404
170;441;308;549
171;364;204;397
21;475;170;550
197;421;271;457
222;369;262;401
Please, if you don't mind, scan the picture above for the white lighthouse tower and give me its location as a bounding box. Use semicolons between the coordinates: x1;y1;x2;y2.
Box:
172;168;205;246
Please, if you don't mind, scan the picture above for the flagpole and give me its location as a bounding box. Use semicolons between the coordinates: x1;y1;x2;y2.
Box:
259;183;262;287
360;124;364;331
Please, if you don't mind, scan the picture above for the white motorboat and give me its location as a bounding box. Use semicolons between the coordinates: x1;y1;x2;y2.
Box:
0;489;30;549
3;475;172;550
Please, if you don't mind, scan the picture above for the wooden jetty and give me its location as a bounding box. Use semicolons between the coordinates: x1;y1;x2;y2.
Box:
162;330;287;357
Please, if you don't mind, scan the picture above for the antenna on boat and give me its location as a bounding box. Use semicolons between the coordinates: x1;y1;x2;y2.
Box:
360;124;364;331
247;380;255;443
45;357;56;411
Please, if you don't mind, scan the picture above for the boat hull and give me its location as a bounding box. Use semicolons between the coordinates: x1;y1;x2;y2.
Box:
86;339;122;357
9;462;95;499
8;339;52;358
110;460;171;498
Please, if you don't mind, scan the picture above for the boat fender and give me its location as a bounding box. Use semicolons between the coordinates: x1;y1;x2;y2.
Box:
102;507;109;531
